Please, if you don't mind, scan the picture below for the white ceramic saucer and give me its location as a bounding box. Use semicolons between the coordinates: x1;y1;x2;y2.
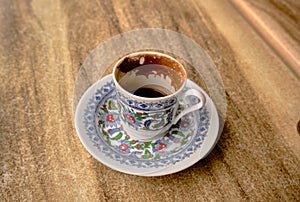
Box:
75;74;220;176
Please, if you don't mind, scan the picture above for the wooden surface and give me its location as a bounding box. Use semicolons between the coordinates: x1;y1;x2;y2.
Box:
1;0;300;201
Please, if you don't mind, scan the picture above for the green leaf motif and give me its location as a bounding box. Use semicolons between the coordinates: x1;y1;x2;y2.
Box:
106;137;111;146
134;113;145;121
102;129;108;136
144;142;151;148
143;149;152;159
100;104;108;113
108;100;118;110
172;130;184;137
111;132;123;141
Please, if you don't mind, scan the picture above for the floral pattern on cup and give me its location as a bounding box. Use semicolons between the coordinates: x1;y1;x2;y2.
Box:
117;100;174;131
116;91;177;111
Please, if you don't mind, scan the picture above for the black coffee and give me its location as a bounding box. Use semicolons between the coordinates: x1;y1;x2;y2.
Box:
133;87;167;98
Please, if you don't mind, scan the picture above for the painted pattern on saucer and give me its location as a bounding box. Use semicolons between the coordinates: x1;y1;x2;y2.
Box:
83;79;210;168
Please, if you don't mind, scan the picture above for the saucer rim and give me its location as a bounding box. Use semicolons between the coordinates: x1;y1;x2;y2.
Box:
75;74;220;176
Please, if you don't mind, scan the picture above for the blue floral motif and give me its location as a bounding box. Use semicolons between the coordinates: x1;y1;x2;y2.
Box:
118;98;173;132
116;91;177;111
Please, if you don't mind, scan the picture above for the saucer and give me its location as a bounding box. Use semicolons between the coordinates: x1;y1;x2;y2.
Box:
75;74;220;176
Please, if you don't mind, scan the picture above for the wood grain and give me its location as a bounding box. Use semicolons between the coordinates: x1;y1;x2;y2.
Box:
1;0;299;201
231;0;300;79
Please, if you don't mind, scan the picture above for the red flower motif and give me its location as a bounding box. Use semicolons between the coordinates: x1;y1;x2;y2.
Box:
106;114;116;122
125;114;135;124
120;143;129;151
157;142;167;152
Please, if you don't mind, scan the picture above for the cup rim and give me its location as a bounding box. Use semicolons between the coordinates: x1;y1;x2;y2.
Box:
112;50;187;101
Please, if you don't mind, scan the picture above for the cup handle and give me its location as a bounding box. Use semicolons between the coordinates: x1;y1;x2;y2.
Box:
172;89;206;125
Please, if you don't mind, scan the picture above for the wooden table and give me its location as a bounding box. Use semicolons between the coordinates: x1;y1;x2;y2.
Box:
1;0;299;201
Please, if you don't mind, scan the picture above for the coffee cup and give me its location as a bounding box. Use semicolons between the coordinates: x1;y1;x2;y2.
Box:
113;51;206;141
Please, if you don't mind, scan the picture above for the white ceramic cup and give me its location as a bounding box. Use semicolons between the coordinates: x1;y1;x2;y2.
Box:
113;51;206;141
